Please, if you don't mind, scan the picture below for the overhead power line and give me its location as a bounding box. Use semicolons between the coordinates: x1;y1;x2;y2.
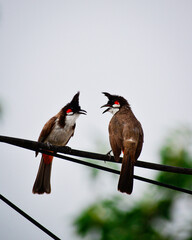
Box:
1;135;192;239
0;135;192;194
0;194;60;240
0;135;192;175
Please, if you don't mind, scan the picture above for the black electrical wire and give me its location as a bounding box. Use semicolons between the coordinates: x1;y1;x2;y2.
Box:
0;135;192;175
38;150;192;195
0;135;192;194
0;194;61;240
1;134;192;240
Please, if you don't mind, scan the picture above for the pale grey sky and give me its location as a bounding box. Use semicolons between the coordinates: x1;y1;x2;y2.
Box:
1;0;192;239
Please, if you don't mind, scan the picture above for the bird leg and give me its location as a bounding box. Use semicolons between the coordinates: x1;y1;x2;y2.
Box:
106;149;113;161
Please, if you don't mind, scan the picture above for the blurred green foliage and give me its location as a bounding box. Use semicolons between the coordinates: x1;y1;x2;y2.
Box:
73;127;192;240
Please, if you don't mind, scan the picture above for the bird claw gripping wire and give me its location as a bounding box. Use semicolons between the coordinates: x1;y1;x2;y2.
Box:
106;149;113;162
46;142;53;149
59;145;72;154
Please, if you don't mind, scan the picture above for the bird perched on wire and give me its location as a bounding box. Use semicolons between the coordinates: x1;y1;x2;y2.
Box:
101;92;143;194
33;92;86;194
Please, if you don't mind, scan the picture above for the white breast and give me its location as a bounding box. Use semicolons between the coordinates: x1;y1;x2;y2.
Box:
46;114;79;146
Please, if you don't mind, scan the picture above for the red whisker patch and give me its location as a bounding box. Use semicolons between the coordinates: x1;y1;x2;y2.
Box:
114;100;120;105
66;109;72;113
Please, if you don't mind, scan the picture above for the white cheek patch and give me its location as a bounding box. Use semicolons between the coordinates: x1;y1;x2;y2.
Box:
66;111;74;116
112;103;120;108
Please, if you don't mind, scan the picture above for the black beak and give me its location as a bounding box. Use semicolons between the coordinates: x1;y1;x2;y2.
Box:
101;104;111;114
78;109;87;115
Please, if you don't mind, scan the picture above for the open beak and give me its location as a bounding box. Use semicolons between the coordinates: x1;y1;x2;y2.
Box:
101;104;111;114
78;109;87;115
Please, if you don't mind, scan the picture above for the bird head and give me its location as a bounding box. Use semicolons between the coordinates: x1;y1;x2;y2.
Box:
101;92;129;114
64;92;87;116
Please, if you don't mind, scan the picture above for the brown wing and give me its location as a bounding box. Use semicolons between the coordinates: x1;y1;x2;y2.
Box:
121;115;143;160
135;122;144;159
109;106;144;161
109;117;123;162
121;116;143;160
35;116;57;157
38;116;57;143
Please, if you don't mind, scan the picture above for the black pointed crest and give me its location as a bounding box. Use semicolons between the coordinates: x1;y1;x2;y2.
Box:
102;92;112;99
62;91;86;115
70;91;80;106
102;92;130;107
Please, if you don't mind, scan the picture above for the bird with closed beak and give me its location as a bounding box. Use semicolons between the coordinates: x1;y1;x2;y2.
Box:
101;92;143;194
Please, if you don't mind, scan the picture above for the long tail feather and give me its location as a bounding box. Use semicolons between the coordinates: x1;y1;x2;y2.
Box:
32;155;53;194
118;154;134;194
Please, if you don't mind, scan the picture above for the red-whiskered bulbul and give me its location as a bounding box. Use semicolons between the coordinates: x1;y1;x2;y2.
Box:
101;92;143;194
32;92;86;194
